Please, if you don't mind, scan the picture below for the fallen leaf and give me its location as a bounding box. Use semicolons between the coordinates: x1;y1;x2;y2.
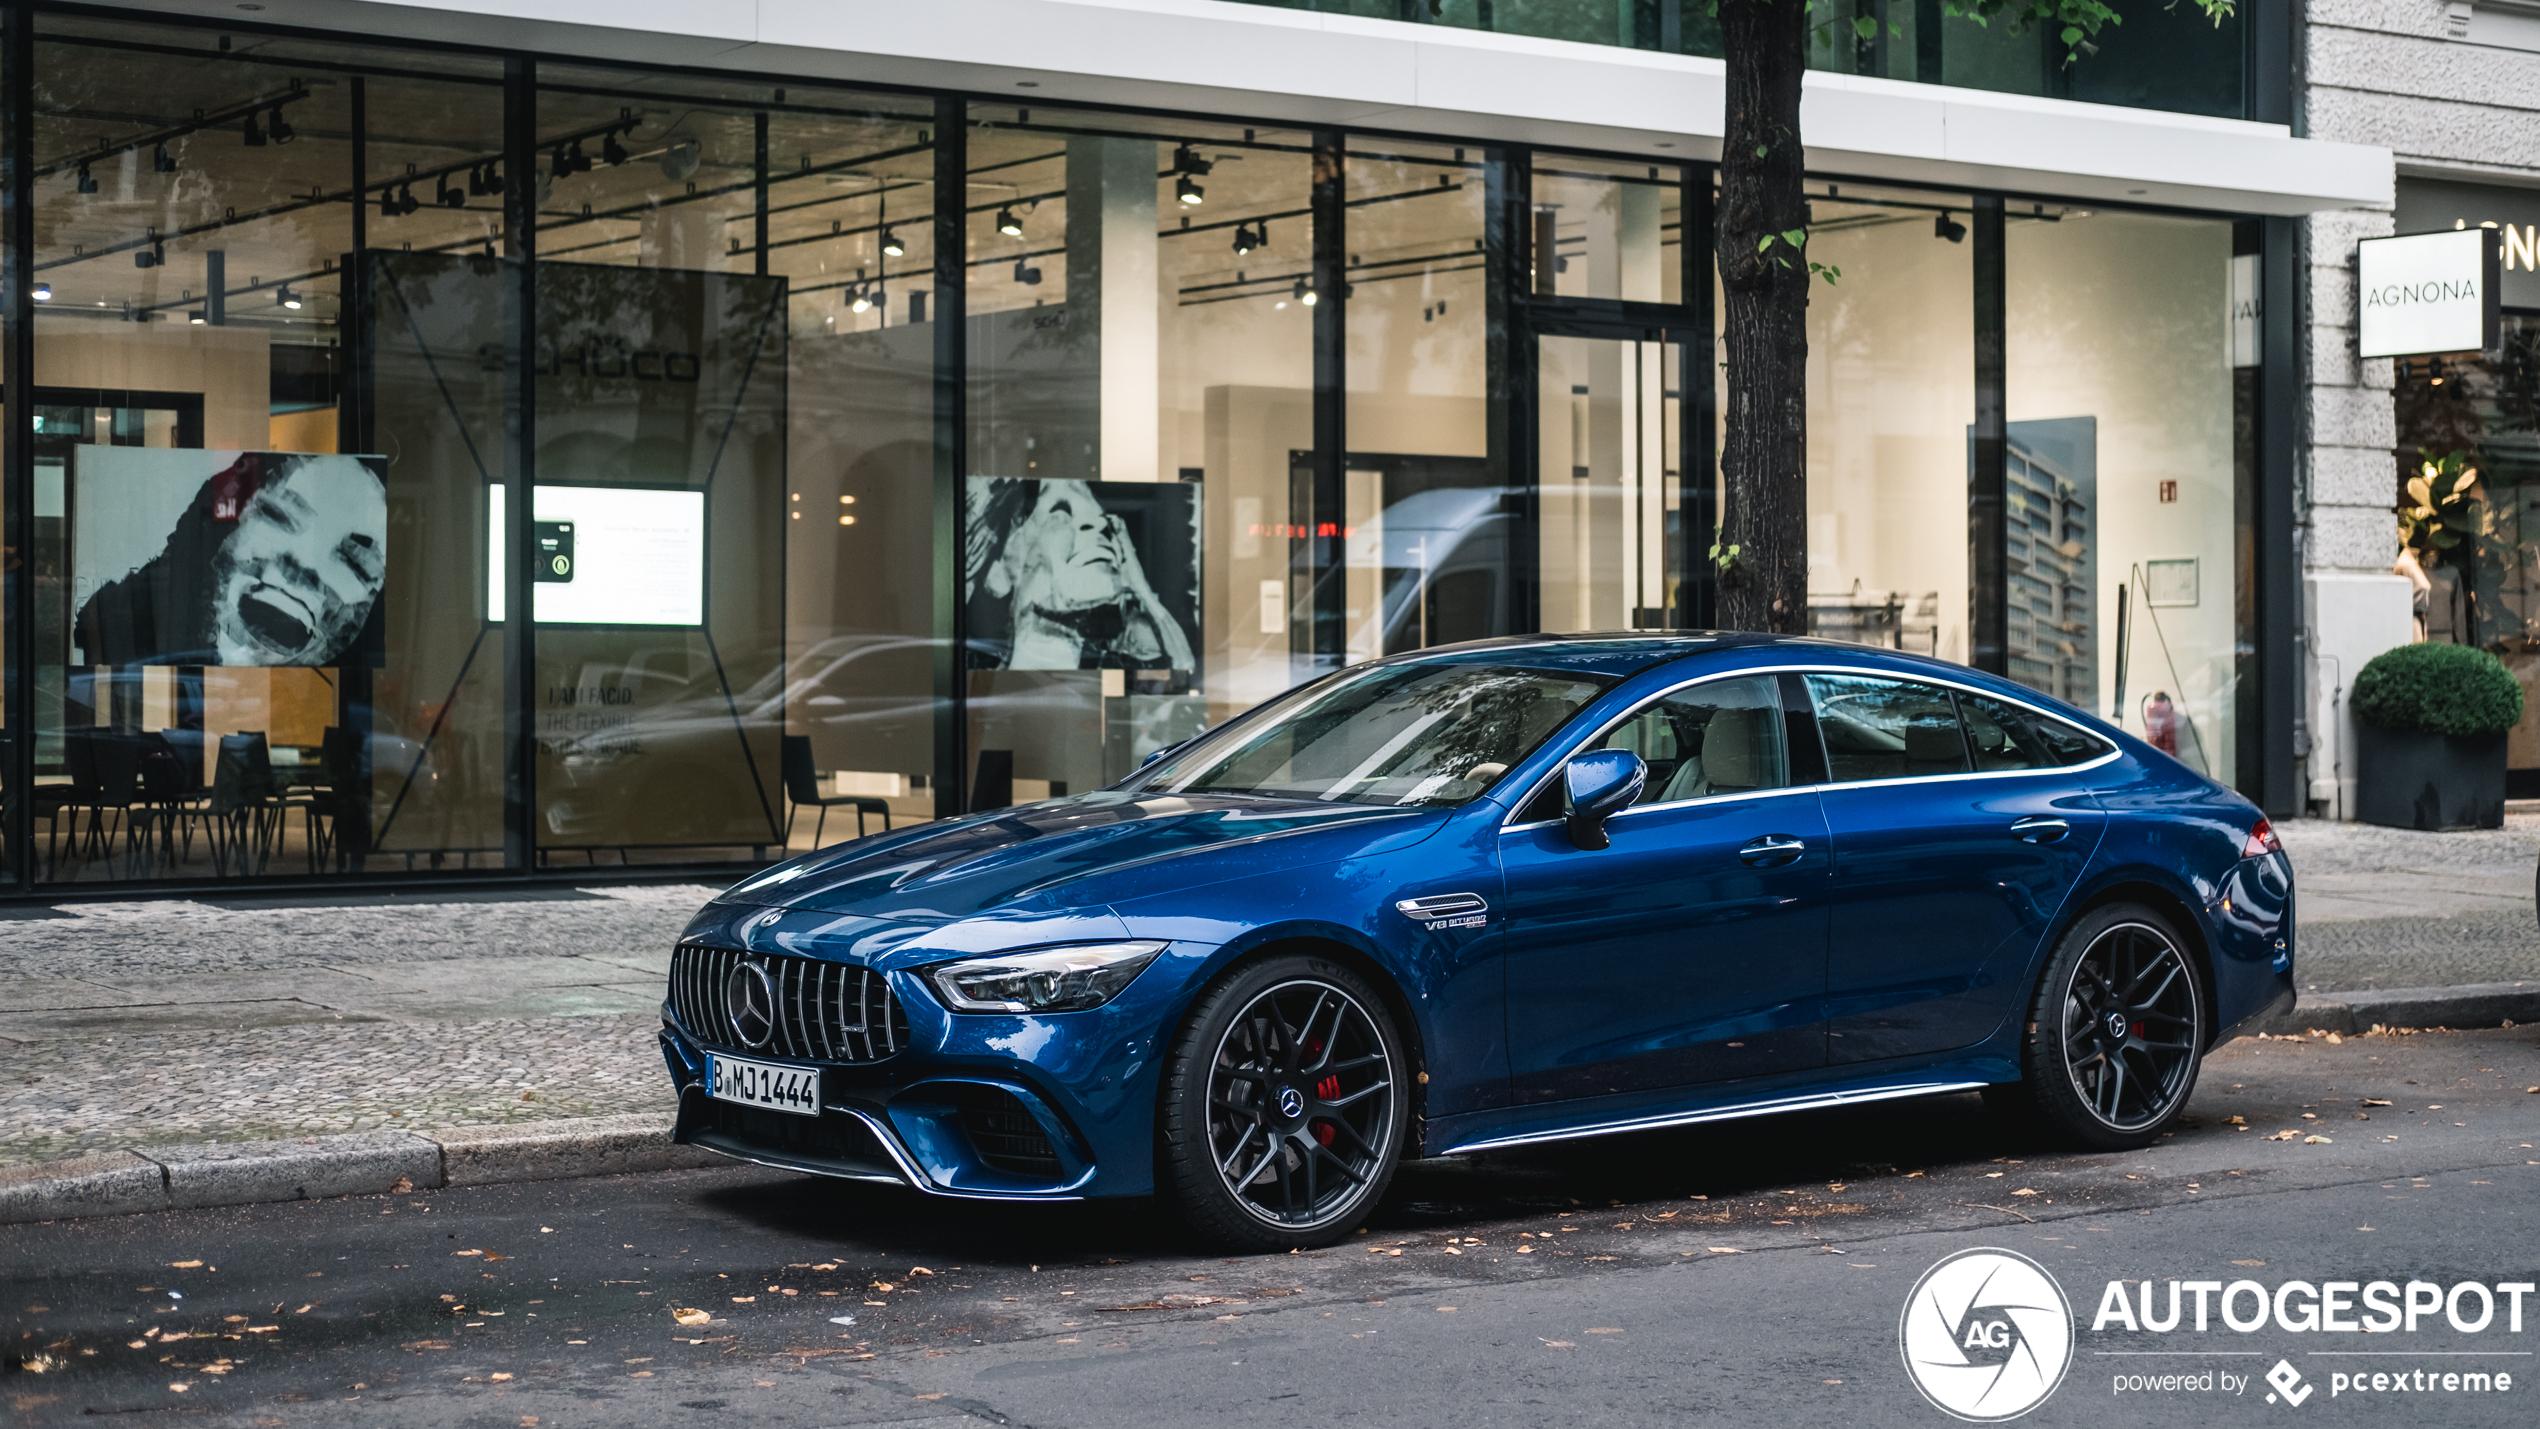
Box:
1442;1247;1462;1256
1542;1340;1576;1348
628;1371;652;1378
2305;1135;2333;1144
168;1261;202;1270
1436;1306;1458;1313
671;1309;711;1327
388;1177;413;1194
910;1267;936;1276
2326;1033;2343;1045
730;1296;756;1304
1586;1327;1623;1334
453;1249;484;1258
168;1383;190;1393
1517;1245;1534;1254
1982;1171;2005;1178
489;1372;513;1383
2233;1259;2266;1267
2363;1099;2392;1106
2011;1189;2040;1197
1705;1247;1744;1254
2266;1129;2300;1141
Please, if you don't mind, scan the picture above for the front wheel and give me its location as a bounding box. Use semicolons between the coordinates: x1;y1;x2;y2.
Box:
1157;954;1407;1252
1988;903;2208;1151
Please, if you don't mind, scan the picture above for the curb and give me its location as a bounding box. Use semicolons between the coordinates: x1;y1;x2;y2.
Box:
2241;981;2539;1038
0;1113;722;1227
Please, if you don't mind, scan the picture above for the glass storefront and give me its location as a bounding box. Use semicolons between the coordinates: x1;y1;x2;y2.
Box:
0;7;2285;895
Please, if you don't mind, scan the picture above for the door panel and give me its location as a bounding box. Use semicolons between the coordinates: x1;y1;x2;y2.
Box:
1498;674;1829;1102
1810;675;2107;1063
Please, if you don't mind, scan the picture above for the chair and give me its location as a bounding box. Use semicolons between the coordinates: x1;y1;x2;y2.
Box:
781;734;890;848
207;733;280;876
308;725;367;871
62;730;148;877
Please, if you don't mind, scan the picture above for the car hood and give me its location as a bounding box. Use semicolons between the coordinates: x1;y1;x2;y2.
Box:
715;789;1446;924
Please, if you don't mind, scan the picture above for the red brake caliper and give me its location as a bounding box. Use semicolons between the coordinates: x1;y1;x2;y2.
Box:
1310;1040;1338;1146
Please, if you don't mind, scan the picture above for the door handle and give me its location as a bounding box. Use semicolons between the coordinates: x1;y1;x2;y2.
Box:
1738;834;1807;866
2011;816;2071;844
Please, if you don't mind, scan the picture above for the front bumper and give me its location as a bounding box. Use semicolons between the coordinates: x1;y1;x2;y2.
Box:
659;1017;1110;1200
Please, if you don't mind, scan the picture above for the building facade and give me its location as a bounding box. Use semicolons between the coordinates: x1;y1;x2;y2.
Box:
2298;0;2540;811
0;0;2388;898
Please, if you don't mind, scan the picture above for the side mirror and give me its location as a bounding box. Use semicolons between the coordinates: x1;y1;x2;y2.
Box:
1563;748;1647;851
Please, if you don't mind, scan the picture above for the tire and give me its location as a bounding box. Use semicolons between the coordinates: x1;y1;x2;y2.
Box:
1157;953;1409;1252
1987;902;2209;1152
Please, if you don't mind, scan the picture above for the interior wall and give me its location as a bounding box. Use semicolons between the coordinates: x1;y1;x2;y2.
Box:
28;324;270;448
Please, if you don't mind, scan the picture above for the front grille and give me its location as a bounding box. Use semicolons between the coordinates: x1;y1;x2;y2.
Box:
958;1086;1061;1177
669;944;908;1063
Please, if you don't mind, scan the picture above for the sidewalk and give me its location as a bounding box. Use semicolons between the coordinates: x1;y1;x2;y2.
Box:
2;817;2535;1207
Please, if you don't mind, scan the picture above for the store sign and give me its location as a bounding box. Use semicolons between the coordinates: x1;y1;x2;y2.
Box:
2356;228;2499;358
2395;176;2540;310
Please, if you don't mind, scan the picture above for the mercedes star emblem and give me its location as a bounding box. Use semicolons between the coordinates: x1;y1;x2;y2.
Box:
1275;1086;1305;1119
726;960;778;1050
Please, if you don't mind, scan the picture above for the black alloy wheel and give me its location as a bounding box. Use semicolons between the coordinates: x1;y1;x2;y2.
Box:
1990;902;2208;1151
1158;954;1406;1251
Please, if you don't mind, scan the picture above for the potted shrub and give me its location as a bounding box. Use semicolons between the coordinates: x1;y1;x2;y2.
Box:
2350;642;2525;830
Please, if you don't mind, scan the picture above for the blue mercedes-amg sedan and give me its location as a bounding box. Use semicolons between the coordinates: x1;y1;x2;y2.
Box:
659;634;2294;1250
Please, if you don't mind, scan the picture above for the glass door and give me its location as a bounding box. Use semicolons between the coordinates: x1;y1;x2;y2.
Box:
1537;332;1684;633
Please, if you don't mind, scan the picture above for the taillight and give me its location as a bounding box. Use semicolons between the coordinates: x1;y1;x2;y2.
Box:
2242;818;2281;860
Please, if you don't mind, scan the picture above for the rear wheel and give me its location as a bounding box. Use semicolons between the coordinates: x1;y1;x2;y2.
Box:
1157;954;1407;1252
1989;902;2208;1151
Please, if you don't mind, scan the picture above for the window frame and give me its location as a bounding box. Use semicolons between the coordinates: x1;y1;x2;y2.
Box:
1501;663;2122;830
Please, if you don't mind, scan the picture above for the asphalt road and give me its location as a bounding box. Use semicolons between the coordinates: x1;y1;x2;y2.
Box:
7;1027;2537;1428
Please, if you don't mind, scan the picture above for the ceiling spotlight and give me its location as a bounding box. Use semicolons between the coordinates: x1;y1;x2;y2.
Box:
1013;257;1042;286
1933;210;1967;244
133;242;164;270
276;283;302;310
568;139;593;174
243;110;266;147
153;142;176;174
467;161;491;196
267;105;294;144
76;163;99;195
1231;223;1258;255
1172;143;1213;177
379;185;398;218
397;183;420;216
1293;276;1316;307
879;225;905;257
1176;174;1204;207
187;309;206;325
32;280;50;301
602;129;629;167
995;205;1023;237
849;285;873;314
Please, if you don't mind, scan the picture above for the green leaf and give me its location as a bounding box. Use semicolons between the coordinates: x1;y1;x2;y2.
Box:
1782;228;1807;247
1753;144;1768;158
2061;24;2082;43
1758;234;1777;252
1853;15;1878;37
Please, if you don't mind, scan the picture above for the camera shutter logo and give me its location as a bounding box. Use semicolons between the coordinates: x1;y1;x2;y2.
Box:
1900;1248;2074;1421
725;960;778;1050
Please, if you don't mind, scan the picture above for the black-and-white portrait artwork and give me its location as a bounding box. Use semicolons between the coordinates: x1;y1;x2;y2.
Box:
963;477;1200;673
72;449;389;668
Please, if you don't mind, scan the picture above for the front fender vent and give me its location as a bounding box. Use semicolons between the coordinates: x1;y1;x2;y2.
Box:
670;945;908;1063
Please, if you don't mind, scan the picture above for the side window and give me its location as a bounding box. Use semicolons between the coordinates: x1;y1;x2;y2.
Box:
1595;676;1790;806
1962;694;2058;772
1805;674;1971;783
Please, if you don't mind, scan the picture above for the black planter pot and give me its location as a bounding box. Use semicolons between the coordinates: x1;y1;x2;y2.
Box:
2353;724;2507;830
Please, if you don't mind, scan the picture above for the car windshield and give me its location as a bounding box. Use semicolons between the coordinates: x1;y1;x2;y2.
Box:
1131;663;1613;807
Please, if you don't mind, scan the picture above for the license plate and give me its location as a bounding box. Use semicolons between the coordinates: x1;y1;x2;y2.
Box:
709;1054;820;1117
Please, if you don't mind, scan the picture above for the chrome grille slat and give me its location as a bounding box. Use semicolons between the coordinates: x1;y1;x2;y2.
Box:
669;943;906;1064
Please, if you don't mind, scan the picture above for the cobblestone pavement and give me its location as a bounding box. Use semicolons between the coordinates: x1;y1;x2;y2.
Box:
2278;815;2540;992
0;885;713;1168
2;818;2536;1170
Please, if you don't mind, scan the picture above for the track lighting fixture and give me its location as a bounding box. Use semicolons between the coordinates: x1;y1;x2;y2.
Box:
75;163;97;195
188;309;206;325
568;139;592;174
467;162;491;197
1293;276;1316;306
1231;223;1258;255
602;128;629;167
397;183;420;216
267;105;294;144
551;144;571;180
996;205;1024;237
2429;356;2448;387
1176;174;1205;207
435;174;461;208
380;185;398;219
134;240;164;270
1172;143;1213;177
153;142;176;174
1933;210;1966;244
275;283;302;310
1013;257;1042;286
32;280;50;301
243;109;266;147
849;285;873;314
879;225;905;257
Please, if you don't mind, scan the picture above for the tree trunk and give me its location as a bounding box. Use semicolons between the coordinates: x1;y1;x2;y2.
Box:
1713;0;1811;635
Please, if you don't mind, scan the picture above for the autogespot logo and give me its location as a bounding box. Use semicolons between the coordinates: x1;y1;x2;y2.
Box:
1901;1248;2076;1421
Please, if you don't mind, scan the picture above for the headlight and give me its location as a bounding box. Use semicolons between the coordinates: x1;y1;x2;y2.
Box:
926;940;1168;1014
